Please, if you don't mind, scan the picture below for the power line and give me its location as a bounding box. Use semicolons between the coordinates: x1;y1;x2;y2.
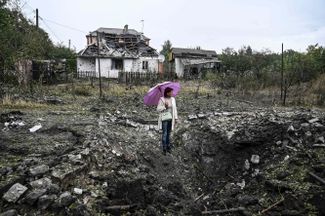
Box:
41;18;87;33
24;2;86;34
22;3;86;47
39;17;62;43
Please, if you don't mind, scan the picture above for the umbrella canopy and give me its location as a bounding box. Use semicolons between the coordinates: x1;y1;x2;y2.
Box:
144;81;181;106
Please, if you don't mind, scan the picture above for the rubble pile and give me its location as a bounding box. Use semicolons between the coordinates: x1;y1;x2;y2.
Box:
0;98;325;215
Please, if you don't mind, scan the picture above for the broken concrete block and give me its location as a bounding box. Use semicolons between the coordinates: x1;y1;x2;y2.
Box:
54;191;76;207
51;164;86;181
250;155;260;164
30;177;52;190
2;183;28;203
29;165;49;176
22;189;47;205
29;123;42;133
37;194;57;210
73;188;83;195
197;113;206;119
188;114;197;120
308;118;319;124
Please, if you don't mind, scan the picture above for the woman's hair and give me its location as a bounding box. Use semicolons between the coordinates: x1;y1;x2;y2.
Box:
164;87;173;97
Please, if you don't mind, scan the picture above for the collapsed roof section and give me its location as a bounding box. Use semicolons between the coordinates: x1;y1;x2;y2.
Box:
78;26;158;58
171;48;218;59
180;58;221;66
170;47;220;67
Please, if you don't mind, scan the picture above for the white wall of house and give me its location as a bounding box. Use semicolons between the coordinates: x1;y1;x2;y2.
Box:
175;58;185;77
124;59;133;72
96;58;111;78
133;57;159;73
77;57;96;72
78;56;160;79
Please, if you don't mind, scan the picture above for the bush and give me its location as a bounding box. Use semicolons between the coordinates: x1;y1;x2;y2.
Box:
73;86;92;96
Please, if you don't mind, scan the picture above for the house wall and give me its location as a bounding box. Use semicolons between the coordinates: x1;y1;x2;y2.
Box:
175;58;185;77
78;56;159;79
124;59;133;72
77;57;96;72
133;57;159;73
97;58;112;78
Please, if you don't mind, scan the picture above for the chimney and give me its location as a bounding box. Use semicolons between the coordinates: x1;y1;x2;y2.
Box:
123;24;128;34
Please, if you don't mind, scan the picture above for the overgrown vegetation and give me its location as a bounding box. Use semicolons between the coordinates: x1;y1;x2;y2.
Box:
0;0;76;86
203;45;325;106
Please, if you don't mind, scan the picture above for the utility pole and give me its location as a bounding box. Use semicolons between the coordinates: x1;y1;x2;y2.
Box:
36;8;39;28
96;31;103;98
281;43;284;100
68;39;71;50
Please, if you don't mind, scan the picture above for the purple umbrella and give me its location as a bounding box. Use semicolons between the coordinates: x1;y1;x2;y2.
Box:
144;81;181;106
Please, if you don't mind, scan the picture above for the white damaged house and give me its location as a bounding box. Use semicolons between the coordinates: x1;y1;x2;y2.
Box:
169;47;221;78
77;25;159;78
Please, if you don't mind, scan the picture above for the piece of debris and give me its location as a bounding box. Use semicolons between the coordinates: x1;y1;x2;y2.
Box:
29;165;49;176
73;188;83;195
244;159;250;170
308;172;325;185
188;114;198;120
29;123;42;133
30;177;52;189
287;125;295;132
37;194;57;210
236;179;245;189
22;189;47;205
308;118;319;124
313;144;325;148
2;183;28;203
250;155;260;164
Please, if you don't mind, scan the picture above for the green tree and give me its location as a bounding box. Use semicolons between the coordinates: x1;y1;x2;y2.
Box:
160;40;172;62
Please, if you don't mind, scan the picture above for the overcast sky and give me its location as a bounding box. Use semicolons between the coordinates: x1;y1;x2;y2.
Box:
22;0;325;53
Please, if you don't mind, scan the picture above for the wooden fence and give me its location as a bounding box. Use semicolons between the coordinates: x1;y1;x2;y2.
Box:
77;71;96;79
118;72;177;84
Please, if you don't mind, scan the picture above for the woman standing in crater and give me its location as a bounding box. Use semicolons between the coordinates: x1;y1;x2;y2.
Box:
157;87;178;155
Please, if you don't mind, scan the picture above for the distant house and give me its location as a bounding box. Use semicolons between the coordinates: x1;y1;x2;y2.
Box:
77;25;160;78
169;48;221;78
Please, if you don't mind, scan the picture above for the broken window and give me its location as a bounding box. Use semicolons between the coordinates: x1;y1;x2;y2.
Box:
112;59;123;70
142;61;148;70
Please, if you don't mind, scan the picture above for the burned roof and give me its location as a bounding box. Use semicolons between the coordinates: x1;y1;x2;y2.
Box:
172;47;217;58
79;26;157;58
78;40;158;58
89;27;150;40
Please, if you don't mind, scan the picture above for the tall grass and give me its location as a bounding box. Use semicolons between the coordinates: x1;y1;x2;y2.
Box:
1;94;47;109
